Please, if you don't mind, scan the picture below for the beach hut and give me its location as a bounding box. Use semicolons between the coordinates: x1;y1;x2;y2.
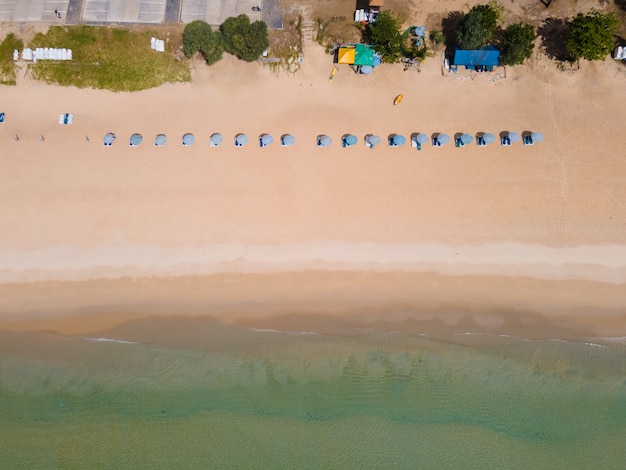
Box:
317;135;332;147
260;134;274;147
433;133;449;146
342;134;358;147
182;133;195;146
389;134;406;146
365;134;381;148
210;133;223;147
281;134;295;147
453;46;500;70
129;133;142;147
103;132;116;146
155;134;167;147
235;133;248;147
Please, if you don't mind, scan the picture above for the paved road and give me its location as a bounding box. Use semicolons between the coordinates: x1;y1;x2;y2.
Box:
262;0;282;29
164;0;181;23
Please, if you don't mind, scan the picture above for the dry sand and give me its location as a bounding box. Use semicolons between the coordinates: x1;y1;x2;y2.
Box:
1;2;626;336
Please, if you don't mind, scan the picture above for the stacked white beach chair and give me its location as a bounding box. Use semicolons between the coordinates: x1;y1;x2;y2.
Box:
151;38;165;52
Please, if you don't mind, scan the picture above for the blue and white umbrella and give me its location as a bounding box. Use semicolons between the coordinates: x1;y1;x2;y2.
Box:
129;133;142;147
482;133;495;144
531;131;544;143
154;134;167;146
281;134;295;146
438;133;450;145
182;133;195;146
366;135;381;148
360;65;373;75
103;132;116;146
460;133;473;145
317;135;332;147
390;134;406;146
415;133;429;145
235;133;248;146
210;133;223;146
508;132;521;143
343;134;358;146
260;134;274;147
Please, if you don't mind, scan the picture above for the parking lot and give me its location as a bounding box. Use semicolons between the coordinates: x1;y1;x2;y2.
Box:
0;0;70;22
0;0;282;26
82;0;166;23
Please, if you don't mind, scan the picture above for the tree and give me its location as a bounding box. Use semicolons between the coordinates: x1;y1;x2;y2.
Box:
500;23;536;65
457;2;502;49
566;10;619;61
365;11;403;63
220;14;269;62
429;30;446;50
182;20;223;65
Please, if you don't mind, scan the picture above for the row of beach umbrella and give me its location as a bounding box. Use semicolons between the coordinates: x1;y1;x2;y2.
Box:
102;132;543;148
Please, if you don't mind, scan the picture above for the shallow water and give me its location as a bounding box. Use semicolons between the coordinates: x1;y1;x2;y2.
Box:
1;316;625;469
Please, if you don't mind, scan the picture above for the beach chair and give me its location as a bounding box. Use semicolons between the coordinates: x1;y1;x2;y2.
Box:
501;136;511;147
432;138;441;147
477;136;486;147
455;137;464;148
523;135;533;146
0;112;4;123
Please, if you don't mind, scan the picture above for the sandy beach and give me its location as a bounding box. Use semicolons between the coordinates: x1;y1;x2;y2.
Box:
1;3;626;338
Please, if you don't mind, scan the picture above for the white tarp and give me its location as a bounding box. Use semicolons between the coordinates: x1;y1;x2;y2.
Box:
28;48;73;61
151;38;165;52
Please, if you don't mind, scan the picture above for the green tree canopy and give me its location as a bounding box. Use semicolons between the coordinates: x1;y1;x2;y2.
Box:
500;22;536;65
365;11;403;63
182;20;223;65
457;2;503;49
566;10;619;61
220;14;269;62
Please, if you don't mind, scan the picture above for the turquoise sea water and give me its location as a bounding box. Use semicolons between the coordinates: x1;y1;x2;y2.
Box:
1;316;625;469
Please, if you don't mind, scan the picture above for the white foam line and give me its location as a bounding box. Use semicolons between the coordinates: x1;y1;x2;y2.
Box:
80;336;139;344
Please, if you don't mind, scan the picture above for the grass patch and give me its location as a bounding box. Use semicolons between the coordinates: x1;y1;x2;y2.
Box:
0;33;24;85
265;13;303;74
29;26;191;91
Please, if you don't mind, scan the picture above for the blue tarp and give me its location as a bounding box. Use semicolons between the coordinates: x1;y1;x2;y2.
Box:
453;47;500;68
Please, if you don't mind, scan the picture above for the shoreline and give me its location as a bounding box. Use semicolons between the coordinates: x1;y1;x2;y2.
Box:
2;241;626;284
1;270;625;339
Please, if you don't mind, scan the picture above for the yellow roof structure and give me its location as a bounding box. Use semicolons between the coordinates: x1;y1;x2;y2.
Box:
337;47;356;65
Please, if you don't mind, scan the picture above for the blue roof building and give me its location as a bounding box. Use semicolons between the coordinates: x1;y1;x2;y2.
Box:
453;47;500;69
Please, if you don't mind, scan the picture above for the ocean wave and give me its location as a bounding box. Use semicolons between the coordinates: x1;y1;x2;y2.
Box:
80;336;139;344
453;332;608;348
250;328;319;336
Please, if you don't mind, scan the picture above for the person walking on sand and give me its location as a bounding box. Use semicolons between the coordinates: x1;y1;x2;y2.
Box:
14;134;19;142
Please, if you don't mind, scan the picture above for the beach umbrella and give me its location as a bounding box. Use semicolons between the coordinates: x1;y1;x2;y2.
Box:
372;55;381;67
360;65;373;75
318;135;332;147
155;134;167;147
390;134;406;146
129;133;142;147
281;134;295;146
260;134;274;147
415;133;429;145
508;132;521;143
235;133;248;146
343;134;358;146
531;131;544;143
438;133;450;145
460;133;473;145
103;132;116;146
210;133;223;146
482;133;495;144
182;133;195;146
366;135;381;148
